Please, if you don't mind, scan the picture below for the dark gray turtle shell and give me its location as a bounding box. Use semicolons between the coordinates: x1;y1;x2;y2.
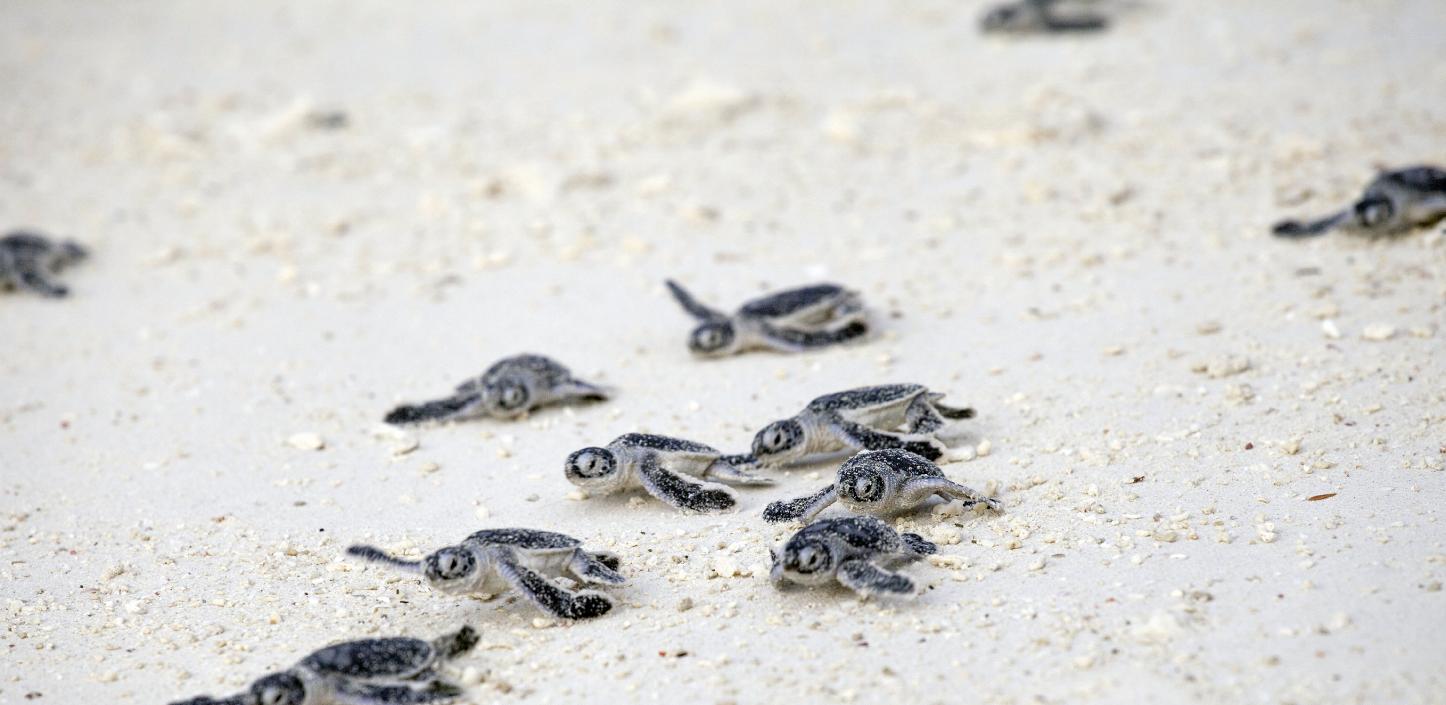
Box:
738;284;848;318
841;448;943;480
806;384;926;414
790;516;902;554
611;432;718;455
1375;165;1446;193
300;637;434;680
465;528;581;551
456;353;574;394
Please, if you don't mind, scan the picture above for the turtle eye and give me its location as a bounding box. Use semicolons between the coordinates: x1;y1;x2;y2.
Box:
796;546;821;572
853;477;878;500
502;386;526;408
261;686;287;705
1358;199;1392;227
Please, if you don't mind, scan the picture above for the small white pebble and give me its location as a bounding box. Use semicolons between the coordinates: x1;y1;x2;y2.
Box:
287;432;325;451
1321;320;1342;339
1360;323;1396;341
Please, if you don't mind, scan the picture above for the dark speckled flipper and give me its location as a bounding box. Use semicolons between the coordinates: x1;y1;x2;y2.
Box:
637;453;737;513
1272;210;1347;238
899;532;938;557
384;393;482;425
763;484;838;523
836;559;916;597
333;680;464;705
829;418;945;460
569;550;627;585
492;547;613;619
665;279;726;321
759;320;868;351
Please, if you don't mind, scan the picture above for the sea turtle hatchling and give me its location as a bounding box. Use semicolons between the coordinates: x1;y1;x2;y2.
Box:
384;353;607;425
565;433;773;513
769;516;938;598
0;229;88;298
665;279;869;356
750;384;975;468
764;448;1002;523
347;528;625;620
980;0;1109;34
170;625;478;705
1273;165;1446;238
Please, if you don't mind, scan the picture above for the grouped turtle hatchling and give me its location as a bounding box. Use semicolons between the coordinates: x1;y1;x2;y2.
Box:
665;279;869;357
0;229;88;298
749;384;975;467
347;528;625;620
171;625;478;705
1273;165;1446;238
769;516;938;598
764;448;1002;523
384;353;607;425
980;0;1109;34
565;433;773;513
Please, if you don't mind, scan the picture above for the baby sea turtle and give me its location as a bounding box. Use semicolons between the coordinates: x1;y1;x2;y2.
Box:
764;448;1002;523
980;0;1108;34
0;230;87;298
565;433;773;513
347;528;625;620
665;279;868;356
172;626;478;705
750;384;974;467
769;516;937;598
384;353;607;425
1274;165;1446;238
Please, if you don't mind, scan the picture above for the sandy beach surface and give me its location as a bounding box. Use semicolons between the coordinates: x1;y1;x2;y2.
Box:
3;1;1444;703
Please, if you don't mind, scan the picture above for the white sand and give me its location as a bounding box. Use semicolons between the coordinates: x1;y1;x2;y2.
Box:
3;1;1444;703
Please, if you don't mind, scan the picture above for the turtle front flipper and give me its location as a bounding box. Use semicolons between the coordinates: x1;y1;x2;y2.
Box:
763;484;838;524
384;393;484;425
333;680;465;705
828;418;946;460
16;267;69;298
1272;210;1348;238
901;476;1002;513
637;453;738;513
568;549;627;585
491;547;614;619
665;279;727;321
836;559;917;598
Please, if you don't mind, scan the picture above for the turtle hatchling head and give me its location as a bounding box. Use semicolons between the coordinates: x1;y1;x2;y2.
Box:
837;454;895;511
249;672;306;705
1354;196;1396;231
979;4;1024;32
564;447;624;491
751;419;806;466
687;320;736;356
770;536;836;587
423;546;482;594
482;378;531;417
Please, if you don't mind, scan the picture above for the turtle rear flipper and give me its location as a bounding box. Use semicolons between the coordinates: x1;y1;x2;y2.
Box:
431;625;478;661
899;532;938;557
836;559;917;598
